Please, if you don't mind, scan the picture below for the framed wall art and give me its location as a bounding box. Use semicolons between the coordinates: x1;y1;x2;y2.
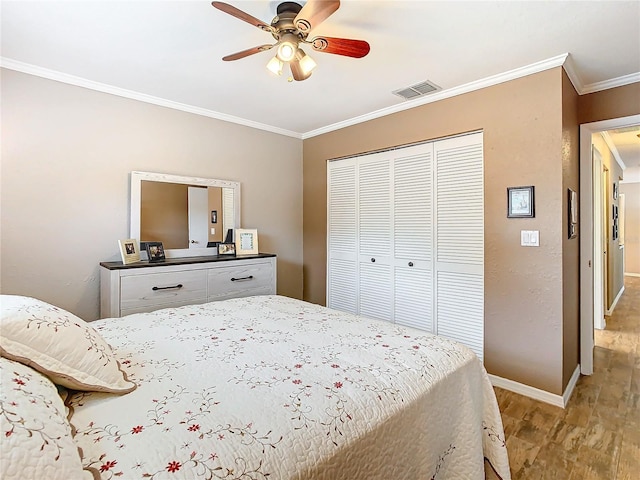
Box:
507;186;535;218
568;188;577;239
118;239;141;265
235;228;259;255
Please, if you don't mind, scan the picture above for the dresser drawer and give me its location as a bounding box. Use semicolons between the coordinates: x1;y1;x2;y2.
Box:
207;261;274;300
120;269;207;314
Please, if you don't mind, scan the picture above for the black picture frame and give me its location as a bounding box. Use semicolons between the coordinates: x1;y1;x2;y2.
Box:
211;210;218;224
145;241;166;262
507;186;535;218
218;242;236;256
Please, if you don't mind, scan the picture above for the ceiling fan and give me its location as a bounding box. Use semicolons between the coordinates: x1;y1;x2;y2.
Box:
211;0;370;81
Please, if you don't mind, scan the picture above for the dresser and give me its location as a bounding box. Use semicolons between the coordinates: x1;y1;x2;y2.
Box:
100;254;276;318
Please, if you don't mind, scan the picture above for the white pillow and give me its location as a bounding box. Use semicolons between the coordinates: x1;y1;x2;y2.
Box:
0;357;91;479
0;295;135;394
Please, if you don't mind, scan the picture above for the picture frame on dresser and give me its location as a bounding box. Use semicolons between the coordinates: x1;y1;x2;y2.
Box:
145;242;166;262
236;229;259;255
218;243;236;256
118;239;141;264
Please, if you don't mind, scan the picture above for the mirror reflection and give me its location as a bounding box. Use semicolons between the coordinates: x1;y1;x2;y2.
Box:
130;171;241;257
140;181;235;249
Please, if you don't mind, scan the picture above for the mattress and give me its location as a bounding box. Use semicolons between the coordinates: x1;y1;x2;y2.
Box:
67;295;510;479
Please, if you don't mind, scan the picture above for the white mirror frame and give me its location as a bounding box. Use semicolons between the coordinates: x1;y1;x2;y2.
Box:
130;171;241;258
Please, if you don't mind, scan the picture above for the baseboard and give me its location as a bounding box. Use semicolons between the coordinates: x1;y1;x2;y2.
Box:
624;272;640;278
605;286;625;315
489;365;580;408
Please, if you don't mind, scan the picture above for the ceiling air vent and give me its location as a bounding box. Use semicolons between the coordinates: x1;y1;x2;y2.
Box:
392;80;440;100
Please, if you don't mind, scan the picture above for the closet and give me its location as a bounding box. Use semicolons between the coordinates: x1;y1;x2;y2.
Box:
327;132;484;360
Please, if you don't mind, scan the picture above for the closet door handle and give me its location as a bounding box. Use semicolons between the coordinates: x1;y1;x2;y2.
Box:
231;275;254;282
408;262;414;267
152;284;183;291
370;258;376;263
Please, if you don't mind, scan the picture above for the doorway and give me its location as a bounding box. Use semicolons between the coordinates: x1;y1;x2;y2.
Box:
579;113;640;375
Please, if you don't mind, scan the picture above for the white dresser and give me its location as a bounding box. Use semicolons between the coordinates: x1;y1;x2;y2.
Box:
100;254;276;318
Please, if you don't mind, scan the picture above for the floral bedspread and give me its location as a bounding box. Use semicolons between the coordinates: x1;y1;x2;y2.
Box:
68;295;510;479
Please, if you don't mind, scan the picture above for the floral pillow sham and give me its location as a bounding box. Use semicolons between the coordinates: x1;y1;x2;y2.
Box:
0;357;92;479
0;295;135;394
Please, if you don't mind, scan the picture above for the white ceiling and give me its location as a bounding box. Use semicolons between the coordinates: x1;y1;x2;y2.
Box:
2;1;639;162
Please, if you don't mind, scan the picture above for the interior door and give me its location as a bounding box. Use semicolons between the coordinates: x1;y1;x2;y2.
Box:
188;186;209;249
592;147;606;330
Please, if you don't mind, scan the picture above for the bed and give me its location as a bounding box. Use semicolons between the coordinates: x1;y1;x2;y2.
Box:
1;294;510;479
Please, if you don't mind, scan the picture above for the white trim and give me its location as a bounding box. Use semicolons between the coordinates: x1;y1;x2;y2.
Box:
625;272;640;278
0;57;302;140
562;54;583;93
579;114;640;377
302;54;569;139
605;286;625;315
581;71;640;95
489;365;580;408
601;131;627;171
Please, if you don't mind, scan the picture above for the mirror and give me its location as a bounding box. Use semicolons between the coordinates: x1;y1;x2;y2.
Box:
130;171;241;258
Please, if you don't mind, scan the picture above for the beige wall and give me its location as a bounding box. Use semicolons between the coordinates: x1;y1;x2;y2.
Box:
0;69;304;320
561;71;580;389
578;82;640;124
620;182;640;275
303;68;568;394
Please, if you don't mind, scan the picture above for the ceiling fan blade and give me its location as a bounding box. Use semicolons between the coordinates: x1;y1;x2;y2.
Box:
290;58;312;82
222;44;274;61
310;36;370;58
211;2;273;32
294;0;340;34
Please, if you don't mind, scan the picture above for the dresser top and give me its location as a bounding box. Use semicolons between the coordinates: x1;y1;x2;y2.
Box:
100;253;276;270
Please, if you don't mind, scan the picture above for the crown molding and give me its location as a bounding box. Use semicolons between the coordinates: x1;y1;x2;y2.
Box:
581;71;640;95
561;53;584;93
0;57;302;139
302;54;569;139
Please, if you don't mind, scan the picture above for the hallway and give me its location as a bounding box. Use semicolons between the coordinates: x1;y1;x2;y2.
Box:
493;276;640;479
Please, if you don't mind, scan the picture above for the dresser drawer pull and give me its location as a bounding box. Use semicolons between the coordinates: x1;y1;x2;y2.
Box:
231;276;254;282
152;284;183;291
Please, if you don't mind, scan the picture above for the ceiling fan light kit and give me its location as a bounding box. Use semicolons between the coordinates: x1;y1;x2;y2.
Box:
211;0;370;82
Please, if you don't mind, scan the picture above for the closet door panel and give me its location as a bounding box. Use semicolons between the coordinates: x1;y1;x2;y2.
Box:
436;271;484;361
359;262;392;321
394;265;432;331
327;160;358;311
435;138;484;266
358;155;391;258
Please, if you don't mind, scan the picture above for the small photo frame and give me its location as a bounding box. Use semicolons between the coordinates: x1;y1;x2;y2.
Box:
613;182;618;200
507;186;535;218
211;210;218;224
118;239;141;265
235;228;259;255
145;241;166;262
218;242;236;256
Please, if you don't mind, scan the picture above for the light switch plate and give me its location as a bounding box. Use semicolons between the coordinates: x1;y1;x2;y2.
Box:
210;227;215;235
521;230;540;247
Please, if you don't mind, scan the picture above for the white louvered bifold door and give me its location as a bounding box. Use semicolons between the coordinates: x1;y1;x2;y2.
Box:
358;154;393;321
327;159;358;313
433;133;484;360
393;145;434;332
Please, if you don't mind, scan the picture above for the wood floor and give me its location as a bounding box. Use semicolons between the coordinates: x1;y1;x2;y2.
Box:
492;276;640;479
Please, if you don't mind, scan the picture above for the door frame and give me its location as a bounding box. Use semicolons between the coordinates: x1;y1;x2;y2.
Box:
579;114;640;375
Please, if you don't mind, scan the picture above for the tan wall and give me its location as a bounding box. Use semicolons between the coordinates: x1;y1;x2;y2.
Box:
561;71;580;389
303;68;566;394
0;69;304;320
578;82;640;124
620;182;640;275
592;135;625;309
